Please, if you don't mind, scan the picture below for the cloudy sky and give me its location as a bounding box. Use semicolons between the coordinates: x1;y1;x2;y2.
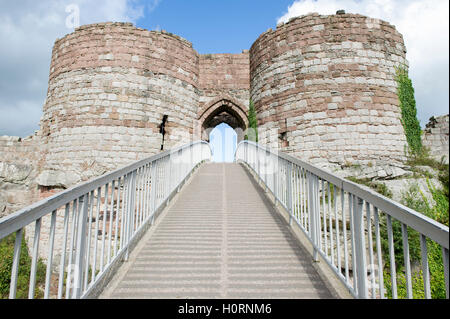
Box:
0;0;448;138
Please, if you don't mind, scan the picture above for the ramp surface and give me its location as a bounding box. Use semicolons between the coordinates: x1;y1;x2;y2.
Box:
101;163;334;299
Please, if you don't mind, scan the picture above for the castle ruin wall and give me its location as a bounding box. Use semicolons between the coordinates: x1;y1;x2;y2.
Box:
0;135;41;217
422;114;449;164
198;52;250;114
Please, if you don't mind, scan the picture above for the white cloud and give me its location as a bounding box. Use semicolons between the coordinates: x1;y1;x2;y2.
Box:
0;0;151;137
148;0;162;13
277;0;449;127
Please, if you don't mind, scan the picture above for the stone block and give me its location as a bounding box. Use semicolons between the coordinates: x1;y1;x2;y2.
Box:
0;162;33;183
36;170;81;188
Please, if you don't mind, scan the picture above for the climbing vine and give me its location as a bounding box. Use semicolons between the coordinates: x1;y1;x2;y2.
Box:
395;67;422;156
245;99;258;142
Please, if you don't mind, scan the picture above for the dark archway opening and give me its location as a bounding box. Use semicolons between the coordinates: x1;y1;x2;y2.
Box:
200;103;247;143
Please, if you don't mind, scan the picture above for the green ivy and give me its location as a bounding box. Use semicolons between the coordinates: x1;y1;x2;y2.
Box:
245;99;258;142
395;67;422;156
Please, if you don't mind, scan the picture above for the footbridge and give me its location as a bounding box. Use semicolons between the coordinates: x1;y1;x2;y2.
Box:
0;141;448;299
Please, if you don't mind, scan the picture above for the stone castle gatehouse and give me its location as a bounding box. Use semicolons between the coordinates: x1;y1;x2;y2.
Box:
0;12;410;215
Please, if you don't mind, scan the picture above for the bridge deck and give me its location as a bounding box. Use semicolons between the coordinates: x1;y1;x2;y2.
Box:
100;163;334;299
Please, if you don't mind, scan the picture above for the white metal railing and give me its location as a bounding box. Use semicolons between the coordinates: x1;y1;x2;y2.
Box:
235;140;449;299
0;141;211;299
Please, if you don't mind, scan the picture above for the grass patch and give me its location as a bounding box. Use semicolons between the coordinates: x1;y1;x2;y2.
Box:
0;232;46;299
406;147;448;172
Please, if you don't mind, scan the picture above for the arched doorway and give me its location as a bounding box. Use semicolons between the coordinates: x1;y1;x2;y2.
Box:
198;98;248;163
198;97;248;143
210;123;237;162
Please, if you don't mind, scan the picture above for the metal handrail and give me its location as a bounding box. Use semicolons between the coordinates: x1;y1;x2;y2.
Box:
235;140;449;299
0;141;212;299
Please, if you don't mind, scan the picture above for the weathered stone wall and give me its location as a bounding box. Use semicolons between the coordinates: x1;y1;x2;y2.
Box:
198;52;250;115
250;12;408;168
0;135;41;217
197;52;250;140
422;114;449;164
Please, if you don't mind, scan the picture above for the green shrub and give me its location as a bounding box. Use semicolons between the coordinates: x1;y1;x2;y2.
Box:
423;179;449;226
427;240;447;299
379;217;421;270
383;268;425;299
381;178;448;299
0;232;46;299
406;146;448;172
438;166;449;201
402;179;448;227
383;239;446;299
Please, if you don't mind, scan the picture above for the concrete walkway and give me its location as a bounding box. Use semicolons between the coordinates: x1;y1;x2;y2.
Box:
100;163;334;299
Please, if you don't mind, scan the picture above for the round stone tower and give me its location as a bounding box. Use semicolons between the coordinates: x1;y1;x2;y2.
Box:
39;22;200;182
250;12;408;168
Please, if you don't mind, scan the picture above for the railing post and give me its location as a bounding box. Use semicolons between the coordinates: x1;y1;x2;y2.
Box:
255;143;258;178
167;156;172;206
264;150;268;190
9;228;23;299
245;143;248;163
253;143;256;172
273;154;278;205
308;172;319;262
124;170;136;261
177;149;182;193
353;195;368;298
72;193;89;299
250;144;253;169
287;162;293;225
150;162;157;225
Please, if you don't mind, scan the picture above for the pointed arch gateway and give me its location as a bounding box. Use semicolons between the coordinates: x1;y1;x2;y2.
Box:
198;97;249;143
